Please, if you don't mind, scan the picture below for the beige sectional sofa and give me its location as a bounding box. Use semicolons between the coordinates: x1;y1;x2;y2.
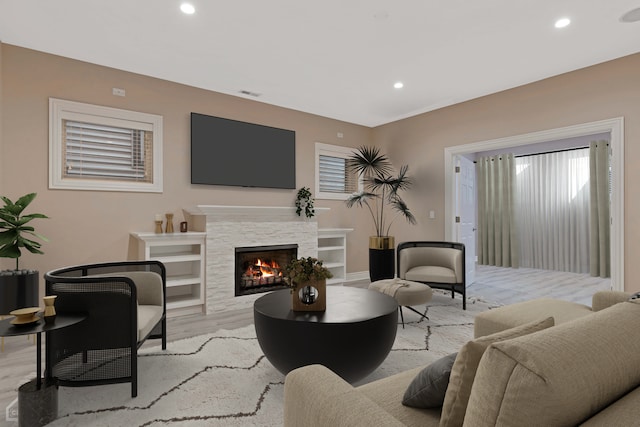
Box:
473;290;630;338
283;293;640;426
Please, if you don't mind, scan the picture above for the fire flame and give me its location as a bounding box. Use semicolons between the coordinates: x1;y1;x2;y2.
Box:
246;259;282;278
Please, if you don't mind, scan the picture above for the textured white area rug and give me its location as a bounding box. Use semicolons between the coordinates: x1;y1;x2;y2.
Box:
48;292;494;426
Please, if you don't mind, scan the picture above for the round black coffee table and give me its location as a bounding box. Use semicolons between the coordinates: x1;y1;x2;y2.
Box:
253;286;398;382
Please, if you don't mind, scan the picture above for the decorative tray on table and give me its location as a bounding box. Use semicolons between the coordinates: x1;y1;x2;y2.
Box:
9;307;41;326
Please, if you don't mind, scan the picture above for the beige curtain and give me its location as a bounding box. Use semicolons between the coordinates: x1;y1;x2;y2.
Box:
477;154;519;268
589;140;610;278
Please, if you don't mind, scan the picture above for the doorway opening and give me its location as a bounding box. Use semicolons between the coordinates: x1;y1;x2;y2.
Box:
444;117;624;291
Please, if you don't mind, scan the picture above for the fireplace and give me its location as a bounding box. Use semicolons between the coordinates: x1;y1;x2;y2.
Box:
235;244;298;296
184;205;321;314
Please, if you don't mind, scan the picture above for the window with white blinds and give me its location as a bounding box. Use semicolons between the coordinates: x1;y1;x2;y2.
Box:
315;142;361;200
49;98;163;192
63;120;152;182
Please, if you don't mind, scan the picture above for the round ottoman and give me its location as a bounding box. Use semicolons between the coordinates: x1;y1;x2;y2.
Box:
369;279;433;327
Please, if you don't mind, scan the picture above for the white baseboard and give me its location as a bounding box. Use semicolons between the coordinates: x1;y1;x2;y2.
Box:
346;271;369;282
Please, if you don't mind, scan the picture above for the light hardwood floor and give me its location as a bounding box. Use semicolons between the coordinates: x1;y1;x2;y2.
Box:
467;264;612;306
0;265;614;425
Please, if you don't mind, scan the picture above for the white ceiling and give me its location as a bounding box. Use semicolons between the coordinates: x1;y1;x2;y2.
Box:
1;1;639;127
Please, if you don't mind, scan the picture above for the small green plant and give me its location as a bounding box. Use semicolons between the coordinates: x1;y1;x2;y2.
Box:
283;257;333;287
294;187;315;218
0;193;48;270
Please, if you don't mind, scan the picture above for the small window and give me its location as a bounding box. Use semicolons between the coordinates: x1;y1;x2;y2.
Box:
49;98;163;192
315;142;360;200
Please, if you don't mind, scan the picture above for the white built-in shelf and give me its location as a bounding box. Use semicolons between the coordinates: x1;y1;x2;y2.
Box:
318;228;353;285
131;231;206;317
153;254;202;264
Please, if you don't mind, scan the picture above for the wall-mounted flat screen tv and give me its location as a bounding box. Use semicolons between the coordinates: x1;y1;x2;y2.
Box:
190;112;296;189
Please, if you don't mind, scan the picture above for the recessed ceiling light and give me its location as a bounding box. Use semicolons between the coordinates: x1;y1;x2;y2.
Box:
394;82;404;89
620;7;640;23
555;18;571;28
180;3;195;14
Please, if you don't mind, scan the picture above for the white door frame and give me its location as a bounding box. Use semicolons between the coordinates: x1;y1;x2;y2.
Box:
444;117;624;291
455;155;477;284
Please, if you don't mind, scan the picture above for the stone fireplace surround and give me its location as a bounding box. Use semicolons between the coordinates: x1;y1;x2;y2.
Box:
184;205;327;314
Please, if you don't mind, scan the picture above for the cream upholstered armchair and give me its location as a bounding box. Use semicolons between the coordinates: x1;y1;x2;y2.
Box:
397;241;466;309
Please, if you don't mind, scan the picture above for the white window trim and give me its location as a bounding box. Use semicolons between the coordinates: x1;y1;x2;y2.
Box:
315;142;362;200
49;98;163;193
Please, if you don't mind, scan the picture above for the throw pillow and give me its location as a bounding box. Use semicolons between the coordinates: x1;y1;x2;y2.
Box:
402;352;458;408
439;316;555;427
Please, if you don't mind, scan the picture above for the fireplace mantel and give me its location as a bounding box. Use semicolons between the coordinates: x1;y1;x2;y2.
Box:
185;205;329;222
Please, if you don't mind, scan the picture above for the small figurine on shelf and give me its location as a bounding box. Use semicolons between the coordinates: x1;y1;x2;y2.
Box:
154;214;163;234
165;213;174;233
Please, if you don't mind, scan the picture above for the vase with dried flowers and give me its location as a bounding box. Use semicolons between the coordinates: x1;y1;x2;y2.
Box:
283;257;333;312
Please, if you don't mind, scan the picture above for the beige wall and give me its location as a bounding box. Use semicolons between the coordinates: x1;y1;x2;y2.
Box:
374;52;640;292
2;42;638;294
0;43;3;194
0;44;373;287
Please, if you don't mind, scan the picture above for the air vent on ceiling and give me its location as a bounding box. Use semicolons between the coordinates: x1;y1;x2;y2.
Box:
239;90;261;97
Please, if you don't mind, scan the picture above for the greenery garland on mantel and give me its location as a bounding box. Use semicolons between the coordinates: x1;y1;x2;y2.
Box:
295;187;315;218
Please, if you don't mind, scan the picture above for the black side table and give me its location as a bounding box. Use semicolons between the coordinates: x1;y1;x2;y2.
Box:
0;314;86;427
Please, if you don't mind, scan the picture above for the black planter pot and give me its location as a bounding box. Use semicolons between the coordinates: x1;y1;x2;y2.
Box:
368;237;395;282
0;270;39;314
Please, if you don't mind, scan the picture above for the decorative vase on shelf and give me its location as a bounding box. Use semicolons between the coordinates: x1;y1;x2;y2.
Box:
43;295;57;324
165;213;174;233
291;279;326;312
154;214;163;234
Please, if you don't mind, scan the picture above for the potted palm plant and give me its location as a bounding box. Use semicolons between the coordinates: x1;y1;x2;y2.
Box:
0;193;48;314
346;146;416;281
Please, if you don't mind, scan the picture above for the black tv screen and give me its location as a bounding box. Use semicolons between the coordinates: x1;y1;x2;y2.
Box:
190;113;296;189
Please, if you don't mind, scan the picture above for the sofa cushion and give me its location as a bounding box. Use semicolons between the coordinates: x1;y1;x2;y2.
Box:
579;386;640;426
473;298;590;338
439;316;554;427
591;290;631;311
402;353;457;408
138;305;163;342
100;271;163;306
86;271;164;306
122;271;164;306
285;364;409;427
357;366;442;427
463;301;640;427
406;266;456;284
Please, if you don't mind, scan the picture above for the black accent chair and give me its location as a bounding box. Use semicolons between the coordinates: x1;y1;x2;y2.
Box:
397;241;466;309
44;260;167;397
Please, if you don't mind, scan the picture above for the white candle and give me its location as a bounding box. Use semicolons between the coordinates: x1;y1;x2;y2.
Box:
154;214;162;221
